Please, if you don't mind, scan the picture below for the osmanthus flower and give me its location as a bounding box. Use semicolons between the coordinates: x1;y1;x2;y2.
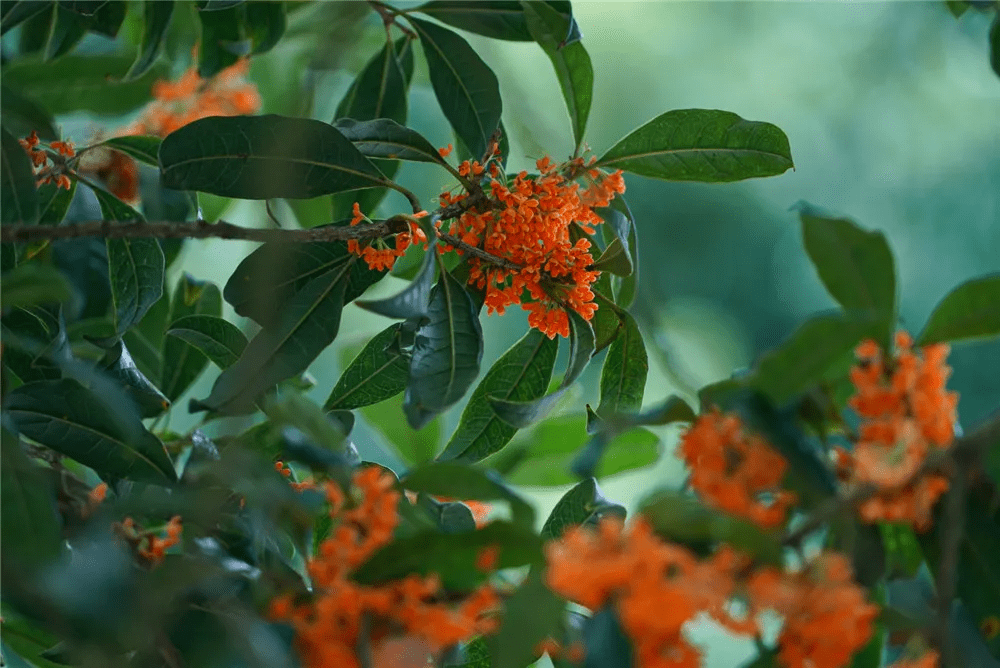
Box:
834;331;958;530
678;410;796;529
268;467;500;668
113;515;183;567
18;131;75;190
347;203;428;272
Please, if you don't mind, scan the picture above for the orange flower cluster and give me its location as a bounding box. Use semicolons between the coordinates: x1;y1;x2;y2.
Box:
534;637;585;664
269;467;500;668
347;203;427;272
545;517;878;668
18;131;75;190
678;410;795;529
834;331;958;530
115;516;183;566
275;460;318;492
437;151;626;338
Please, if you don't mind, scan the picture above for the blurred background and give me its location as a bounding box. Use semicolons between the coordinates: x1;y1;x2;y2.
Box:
6;2;999;665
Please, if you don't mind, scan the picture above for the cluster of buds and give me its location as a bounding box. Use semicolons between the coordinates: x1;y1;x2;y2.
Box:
18;131;75;190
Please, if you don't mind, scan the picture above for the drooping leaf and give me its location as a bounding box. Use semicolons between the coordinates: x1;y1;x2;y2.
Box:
84;0;126;38
92;186;165;337
521;0;593;150
99;340;170;418
403;270;484;429
917;274;1000;345
414;1;534;40
438;330;558;463
333;117;448;165
402;462;535;528
410;16;503;160
1;126;39;226
43;4;89;61
166;314;249;369
356;244;438;319
125;0;173;80
595;109;794;182
161;274;222;401
597;311;647;417
590;285;624;353
96;135;162;166
36;179;76;226
0;263;73;311
799;205;896;343
196;3;249;77
1;428;63;570
1;55;169;116
991;12;999;78
540;477;626;540
334;39;409;124
159;114;387;200
0;305;70;382
244;1;285;55
591;238;631;277
325;323;410;410
6;378;177;483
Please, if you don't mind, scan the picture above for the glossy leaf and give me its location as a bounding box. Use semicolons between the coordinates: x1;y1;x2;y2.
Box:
1;126;39;226
1;55;168;116
333;118;447;165
335;39;408;124
6;378;177;483
597;311;647;417
165;314;248;372
438;330;558;463
159;114;387;200
196;252;385;414
917;274;1000;345
410;17;503;160
0;263;73;310
1;429;63;570
540;477;626;540
43;5;88;61
93;187;166;337
414;1;533;40
125;0;173;80
522;0;593;150
595;109;794;182
591;238;631;277
402;462;535;528
325;323;410;410
36;180;76;225
96;135;162;166
591;286;624;353
161;274;222;401
356;244;438;319
100;340;170;418
799;206;896;340
403;270;484;429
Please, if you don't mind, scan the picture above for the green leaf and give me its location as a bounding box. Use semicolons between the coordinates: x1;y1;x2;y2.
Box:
36;179;76;225
333;117;448;165
581;608;634;668
414;1;533;40
521;0;593;150
597;311;647;417
196;252;385;414
92;187;166;337
639;491;783;565
595;109;794;182
0;263;73;310
402;461;535;528
917;274;1000;345
96;135;162;166
100;340;170;418
591;238;631;277
0;83;58;140
352;520;543;590
335;39;409;124
158;114;387;200
752;312;883;406
1;55;169;116
166;314;249;370
1;1;53;35
125;0;173;80
196;3;248;77
1;429;63;570
540;477;626;540
356;244;438;319
799;205;896;342
325;323;410;410
244;1;285;55
362;392;442;465
161;274;222;401
6;378;177;483
438;329;558;463
590;283;624;353
1;126;39;226
410;16;503;160
43;4;88;61
487;571;566;668
85;0;127;38
991;12;999;78
403;269;484;429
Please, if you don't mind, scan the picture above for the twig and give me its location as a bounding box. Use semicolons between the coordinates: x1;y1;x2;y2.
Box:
438;232;520;271
933;457;966;665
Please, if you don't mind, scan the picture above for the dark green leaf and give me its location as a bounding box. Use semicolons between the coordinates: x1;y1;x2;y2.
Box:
36;180;76;225
6;378;177;483
93;187;165;336
264;393;352;458
591;238;631;277
799;205;896;342
96;135;162;166
595;109;794;182
1;1;53;35
917;274;1000;345
597;311;647;417
0;305;70;382
402;461;535;527
0;263;73;310
540;477;626;540
521;0;593;150
438;329;558;463
196;4;248;77
356;243;438;319
125;0;173;80
159;114;387;200
335;39;409;124
196;252;384;414
86;0;126;38
196;0;245;9
1;126;39;226
414;1;534;40
410;17;503;160
166;314;248;369
244;1;285;54
1;429;63;570
582;608;634;668
325;323;410;410
333;117;447;165
403;269;484;429
590;286;623;353
991;12;999;78
44;5;88;61
1;55;169;115
487;571;566;668
99;340;170;418
0;83;58;140
161;274;222;401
